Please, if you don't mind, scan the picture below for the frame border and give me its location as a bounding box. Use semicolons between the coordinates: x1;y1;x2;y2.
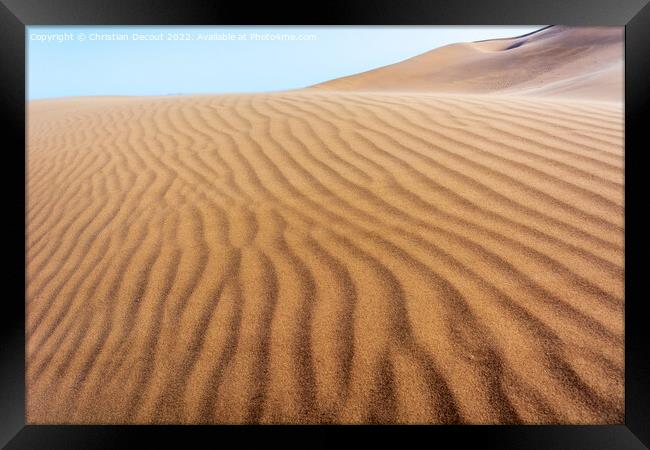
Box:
2;1;648;448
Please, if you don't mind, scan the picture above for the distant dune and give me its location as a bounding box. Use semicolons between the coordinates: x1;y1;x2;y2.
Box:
27;27;624;424
313;26;623;102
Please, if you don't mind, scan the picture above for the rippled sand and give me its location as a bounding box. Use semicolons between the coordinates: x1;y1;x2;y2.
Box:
26;26;624;424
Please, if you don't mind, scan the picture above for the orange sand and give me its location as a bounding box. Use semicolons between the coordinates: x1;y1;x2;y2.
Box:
26;26;624;424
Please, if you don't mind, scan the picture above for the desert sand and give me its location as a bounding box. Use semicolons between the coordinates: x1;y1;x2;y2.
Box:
26;26;624;424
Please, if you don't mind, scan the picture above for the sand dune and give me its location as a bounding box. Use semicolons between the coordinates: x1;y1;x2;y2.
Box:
313;26;623;102
26;27;624;424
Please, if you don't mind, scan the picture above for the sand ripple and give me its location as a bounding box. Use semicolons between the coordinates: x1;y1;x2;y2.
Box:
26;91;623;423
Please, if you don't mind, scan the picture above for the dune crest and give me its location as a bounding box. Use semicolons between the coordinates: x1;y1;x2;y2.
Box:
27;27;624;424
313;26;623;102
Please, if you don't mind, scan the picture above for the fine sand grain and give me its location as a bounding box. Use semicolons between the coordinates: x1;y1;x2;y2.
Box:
26;26;624;424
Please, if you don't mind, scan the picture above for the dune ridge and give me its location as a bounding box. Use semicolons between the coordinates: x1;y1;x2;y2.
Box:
312;26;623;102
27;26;623;424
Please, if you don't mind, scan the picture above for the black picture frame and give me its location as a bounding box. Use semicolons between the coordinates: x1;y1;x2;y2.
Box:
2;0;648;448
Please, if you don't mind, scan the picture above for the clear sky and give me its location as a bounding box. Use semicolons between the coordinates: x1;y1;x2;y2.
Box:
27;26;542;100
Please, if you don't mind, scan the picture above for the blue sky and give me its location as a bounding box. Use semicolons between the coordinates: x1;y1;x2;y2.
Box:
27;26;542;100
